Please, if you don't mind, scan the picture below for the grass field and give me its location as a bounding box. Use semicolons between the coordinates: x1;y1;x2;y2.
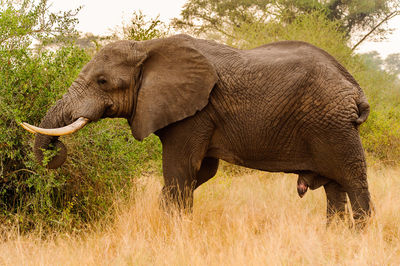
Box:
0;166;399;265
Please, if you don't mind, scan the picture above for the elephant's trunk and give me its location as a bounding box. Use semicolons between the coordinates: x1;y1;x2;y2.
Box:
26;81;109;169
33;99;72;169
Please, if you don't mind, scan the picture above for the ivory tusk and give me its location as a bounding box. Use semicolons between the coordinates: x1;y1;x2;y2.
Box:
20;123;37;134
20;117;90;136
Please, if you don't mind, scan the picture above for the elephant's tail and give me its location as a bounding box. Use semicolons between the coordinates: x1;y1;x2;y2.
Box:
355;99;370;125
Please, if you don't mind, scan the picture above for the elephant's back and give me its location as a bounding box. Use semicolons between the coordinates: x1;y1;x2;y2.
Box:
246;40;361;89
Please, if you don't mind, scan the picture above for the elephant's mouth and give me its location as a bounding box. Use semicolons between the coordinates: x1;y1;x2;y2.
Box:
20;117;90;136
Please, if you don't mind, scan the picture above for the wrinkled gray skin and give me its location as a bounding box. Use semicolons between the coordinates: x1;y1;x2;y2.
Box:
34;34;371;227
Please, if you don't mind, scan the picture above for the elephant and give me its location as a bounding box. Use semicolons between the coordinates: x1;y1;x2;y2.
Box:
21;34;372;227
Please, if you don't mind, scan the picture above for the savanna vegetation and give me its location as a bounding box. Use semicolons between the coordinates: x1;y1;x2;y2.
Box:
0;0;400;263
1;168;400;264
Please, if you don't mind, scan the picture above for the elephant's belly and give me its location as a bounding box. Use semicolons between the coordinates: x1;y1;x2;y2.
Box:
206;146;312;173
207;128;313;173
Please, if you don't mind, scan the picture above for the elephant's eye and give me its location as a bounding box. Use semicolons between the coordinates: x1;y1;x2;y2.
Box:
98;78;107;85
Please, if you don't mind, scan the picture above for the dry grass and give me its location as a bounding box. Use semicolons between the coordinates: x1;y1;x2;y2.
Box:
0;166;399;265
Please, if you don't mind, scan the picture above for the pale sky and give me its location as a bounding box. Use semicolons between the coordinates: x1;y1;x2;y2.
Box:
50;0;400;58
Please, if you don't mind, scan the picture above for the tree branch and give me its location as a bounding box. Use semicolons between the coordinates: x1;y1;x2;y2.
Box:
5;168;38;177
351;10;399;51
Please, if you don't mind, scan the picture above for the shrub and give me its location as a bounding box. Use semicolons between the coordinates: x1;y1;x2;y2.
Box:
0;43;92;230
354;63;400;163
0;1;162;231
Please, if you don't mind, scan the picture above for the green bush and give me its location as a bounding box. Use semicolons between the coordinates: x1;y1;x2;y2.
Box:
0;44;88;229
227;11;356;67
0;1;162;231
354;63;400;163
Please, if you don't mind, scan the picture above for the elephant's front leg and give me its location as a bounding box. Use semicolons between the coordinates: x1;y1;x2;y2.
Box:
160;154;197;211
161;177;195;211
323;181;348;225
157;119;215;212
161;156;219;210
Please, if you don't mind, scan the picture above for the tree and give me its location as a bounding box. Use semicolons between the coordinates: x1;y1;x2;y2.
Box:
384;53;400;76
360;51;384;71
172;0;400;48
172;0;271;38
113;11;169;41
0;0;81;50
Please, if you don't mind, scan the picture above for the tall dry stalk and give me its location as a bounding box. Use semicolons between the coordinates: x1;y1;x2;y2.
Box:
0;167;399;265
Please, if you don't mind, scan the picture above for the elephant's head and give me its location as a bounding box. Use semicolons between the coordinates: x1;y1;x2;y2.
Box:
21;35;217;169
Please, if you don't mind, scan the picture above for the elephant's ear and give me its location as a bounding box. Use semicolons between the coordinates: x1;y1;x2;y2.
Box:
130;35;217;140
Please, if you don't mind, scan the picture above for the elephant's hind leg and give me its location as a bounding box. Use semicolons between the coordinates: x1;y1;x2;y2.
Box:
297;172;348;224
336;148;372;228
316;129;372;228
324;180;348;225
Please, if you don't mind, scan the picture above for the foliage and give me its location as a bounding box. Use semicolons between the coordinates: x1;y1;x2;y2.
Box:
281;0;400;40
360;51;384;70
0;1;162;231
0;0;87;230
353;61;400;163
0;0;81;49
384;53;400;76
173;0;400;48
115;10;169;41
0;0;86;179
360;51;400;76
225;10;350;53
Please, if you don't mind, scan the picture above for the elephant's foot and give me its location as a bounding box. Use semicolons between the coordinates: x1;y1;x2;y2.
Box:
324;181;348;227
159;185;194;214
347;188;373;230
